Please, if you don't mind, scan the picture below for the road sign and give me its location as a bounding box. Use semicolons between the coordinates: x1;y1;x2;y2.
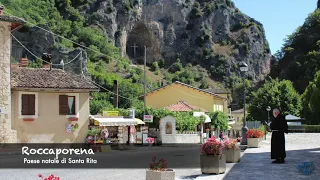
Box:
143;115;153;123
103;111;119;116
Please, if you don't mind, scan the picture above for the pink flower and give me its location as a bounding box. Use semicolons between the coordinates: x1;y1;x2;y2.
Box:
200;137;223;155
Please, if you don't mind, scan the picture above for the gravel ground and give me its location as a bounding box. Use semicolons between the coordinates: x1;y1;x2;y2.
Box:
0;133;318;180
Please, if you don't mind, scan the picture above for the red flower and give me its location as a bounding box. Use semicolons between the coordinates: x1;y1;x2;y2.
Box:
149;157;167;171
246;129;264;138
38;174;59;180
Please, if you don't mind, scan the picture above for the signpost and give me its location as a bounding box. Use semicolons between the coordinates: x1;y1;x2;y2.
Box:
103;111;119;116
143;115;153;123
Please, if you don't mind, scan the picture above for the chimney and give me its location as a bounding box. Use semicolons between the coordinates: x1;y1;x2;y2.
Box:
0;5;4;15
113;80;118;108
20;58;28;67
42;53;52;70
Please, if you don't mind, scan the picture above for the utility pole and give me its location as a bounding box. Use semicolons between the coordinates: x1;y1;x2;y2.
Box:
80;51;83;74
144;46;147;116
113;80;118;108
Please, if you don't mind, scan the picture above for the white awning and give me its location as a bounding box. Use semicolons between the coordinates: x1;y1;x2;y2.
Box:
286;114;304;121
135;118;145;125
91;116;137;126
193;112;211;123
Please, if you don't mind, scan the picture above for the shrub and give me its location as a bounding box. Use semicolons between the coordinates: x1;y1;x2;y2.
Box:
231;22;247;32
152;61;159;71
303;125;320;133
149;157;168;171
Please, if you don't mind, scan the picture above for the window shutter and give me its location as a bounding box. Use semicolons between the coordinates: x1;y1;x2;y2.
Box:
28;95;36;115
59;95;69;115
21;94;29;115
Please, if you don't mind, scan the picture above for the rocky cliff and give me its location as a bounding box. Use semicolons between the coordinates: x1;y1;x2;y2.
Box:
80;0;271;81
9;0;271;86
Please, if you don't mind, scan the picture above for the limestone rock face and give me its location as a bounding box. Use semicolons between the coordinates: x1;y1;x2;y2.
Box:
12;25;88;75
85;0;271;81
11;0;271;82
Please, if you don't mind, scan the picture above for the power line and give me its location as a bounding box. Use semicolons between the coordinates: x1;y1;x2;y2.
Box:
4;11;169;83
81;74;137;102
53;51;82;66
0;21;51;64
1;20;142;101
2;21;83;69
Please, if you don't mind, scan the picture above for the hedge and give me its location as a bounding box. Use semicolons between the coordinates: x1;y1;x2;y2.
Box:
303;125;320;133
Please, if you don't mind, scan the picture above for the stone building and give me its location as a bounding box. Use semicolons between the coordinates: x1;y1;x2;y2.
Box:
0;6;25;143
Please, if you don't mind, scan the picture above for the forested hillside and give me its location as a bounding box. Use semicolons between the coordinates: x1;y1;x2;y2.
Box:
269;1;320;124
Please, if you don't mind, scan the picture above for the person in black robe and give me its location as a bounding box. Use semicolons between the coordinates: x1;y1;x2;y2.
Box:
270;108;288;163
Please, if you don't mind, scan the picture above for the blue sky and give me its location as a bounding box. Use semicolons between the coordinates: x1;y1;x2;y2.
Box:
232;0;318;55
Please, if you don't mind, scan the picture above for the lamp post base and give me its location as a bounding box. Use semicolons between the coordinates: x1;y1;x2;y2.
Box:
240;126;248;145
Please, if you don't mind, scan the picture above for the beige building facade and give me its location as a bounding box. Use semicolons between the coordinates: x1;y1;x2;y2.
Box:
10;65;99;143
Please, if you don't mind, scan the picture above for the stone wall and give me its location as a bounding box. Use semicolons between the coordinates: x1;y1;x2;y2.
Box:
0;21;17;143
175;134;200;144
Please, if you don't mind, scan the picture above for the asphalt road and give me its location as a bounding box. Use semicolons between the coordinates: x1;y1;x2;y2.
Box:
0;146;203;180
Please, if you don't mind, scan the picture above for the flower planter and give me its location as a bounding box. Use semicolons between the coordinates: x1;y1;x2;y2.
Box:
200;154;226;174
225;148;241;163
146;169;175;180
247;138;261;148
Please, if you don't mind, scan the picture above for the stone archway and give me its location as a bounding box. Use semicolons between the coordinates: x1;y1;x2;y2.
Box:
126;22;160;63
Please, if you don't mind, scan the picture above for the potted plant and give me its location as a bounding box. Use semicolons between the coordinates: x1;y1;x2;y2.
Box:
246;129;264;148
200;136;226;174
146;156;175;180
223;139;241;163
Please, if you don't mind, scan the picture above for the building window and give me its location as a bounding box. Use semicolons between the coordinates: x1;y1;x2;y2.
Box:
59;95;76;115
21;94;36;115
237;117;239;122
213;104;223;112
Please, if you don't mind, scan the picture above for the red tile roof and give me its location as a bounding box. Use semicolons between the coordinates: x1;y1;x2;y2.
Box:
165;101;208;112
11;67;99;91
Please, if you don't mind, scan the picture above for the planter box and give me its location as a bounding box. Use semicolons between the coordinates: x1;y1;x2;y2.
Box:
200;154;226;174
146;169;175;180
225;149;241;163
247;138;261;148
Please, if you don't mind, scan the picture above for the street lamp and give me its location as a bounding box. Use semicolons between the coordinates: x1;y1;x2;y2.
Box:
239;62;248;145
265;106;271;140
